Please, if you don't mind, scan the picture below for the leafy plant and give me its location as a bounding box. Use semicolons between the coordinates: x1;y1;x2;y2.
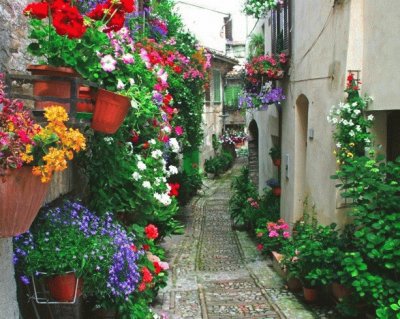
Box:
269;145;281;160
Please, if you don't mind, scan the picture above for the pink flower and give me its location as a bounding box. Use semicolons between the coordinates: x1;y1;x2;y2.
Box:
100;54;117;72
122;53;134;64
256;244;264;251
269;230;279;238
256;232;264;238
158;261;169;270
283;231;290;238
174;126;183;136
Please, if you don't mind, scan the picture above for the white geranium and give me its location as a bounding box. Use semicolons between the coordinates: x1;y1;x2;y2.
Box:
132;172;141;181
168;165;178;175
336;142;341;148
349;130;355;137
367;114;374;121
142;181;151;189
169;138;180;153
151;149;163;159
162;126;171;134
137;161;147;171
154;192;172;206
149;139;156;145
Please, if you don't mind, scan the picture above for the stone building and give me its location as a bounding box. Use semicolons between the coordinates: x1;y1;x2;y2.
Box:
247;0;400;226
0;1;83;318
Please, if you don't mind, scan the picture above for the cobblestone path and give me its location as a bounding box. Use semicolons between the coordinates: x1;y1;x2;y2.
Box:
152;165;325;319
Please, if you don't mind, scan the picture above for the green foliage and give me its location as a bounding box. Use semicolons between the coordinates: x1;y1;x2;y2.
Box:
268;145;281;160
248;33;265;59
169;170;203;206
204;151;234;176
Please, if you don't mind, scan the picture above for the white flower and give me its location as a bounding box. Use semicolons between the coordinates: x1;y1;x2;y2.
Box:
142;181;151;189
348;120;354;126
169;138;180;153
104;137;114;145
367;114;374;121
151;150;163;159
117;79;125;90
129;78;135;86
100;54;117;72
131;99;138;109
336;142;341;148
137;161;147;171
126;142;133;156
149;139;156;145
154;177;161;186
349;130;355;137
162;126;171;134
364;138;370;144
353;109;361;115
132;172;141;181
154;192;172;206
352;102;358;107
136;155;142;161
168;165;178;175
355;125;362;132
332;117;338;124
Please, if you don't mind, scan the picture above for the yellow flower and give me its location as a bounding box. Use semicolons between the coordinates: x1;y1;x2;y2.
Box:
349;142;355;147
44;106;69;123
347;152;354;158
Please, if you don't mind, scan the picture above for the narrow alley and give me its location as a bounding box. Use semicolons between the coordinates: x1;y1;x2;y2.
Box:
152;162;327;319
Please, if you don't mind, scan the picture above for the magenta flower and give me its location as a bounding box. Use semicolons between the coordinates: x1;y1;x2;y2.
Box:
174;126;183;136
269;230;279;238
122;53;134;64
283;231;290;238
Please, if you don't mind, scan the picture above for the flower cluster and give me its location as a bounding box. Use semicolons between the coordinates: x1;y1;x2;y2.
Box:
256;218;290;253
0;78;85;182
219;130;247;145
239;86;285;110
243;0;284;18
327;72;373;164
247;197;260;209
245;53;287;86
24;106;86;183
13;201;142;299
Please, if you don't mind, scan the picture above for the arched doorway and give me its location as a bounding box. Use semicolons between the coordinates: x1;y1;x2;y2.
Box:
294;94;309;220
248;120;259;187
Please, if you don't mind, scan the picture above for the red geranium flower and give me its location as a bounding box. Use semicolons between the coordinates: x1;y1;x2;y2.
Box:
141;267;153;283
145;224;159;239
23;2;49;20
168;183;180;197
52;4;86;39
153;261;162;275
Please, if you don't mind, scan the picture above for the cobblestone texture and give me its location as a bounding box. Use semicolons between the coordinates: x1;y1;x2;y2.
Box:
152;163;325;319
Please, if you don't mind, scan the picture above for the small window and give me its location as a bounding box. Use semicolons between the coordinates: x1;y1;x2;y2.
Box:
224;17;233;41
272;0;290;55
213;70;221;103
224;85;241;110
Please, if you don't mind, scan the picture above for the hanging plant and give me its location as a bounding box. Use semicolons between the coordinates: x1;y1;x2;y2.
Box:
243;0;284;19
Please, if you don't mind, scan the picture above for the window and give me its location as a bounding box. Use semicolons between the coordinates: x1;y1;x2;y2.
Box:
224;17;233;41
213;70;221;103
272;0;290;55
224;85;241;110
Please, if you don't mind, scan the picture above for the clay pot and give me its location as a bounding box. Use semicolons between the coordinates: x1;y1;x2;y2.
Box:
91;89;130;134
27;65;80;111
273;158;281;167
331;282;352;300
0;167;49;237
272;187;281;197
303;286;318;303
46;273;82;302
287;277;302;293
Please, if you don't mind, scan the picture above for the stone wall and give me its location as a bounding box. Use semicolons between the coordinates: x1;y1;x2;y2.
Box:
0;1;80;318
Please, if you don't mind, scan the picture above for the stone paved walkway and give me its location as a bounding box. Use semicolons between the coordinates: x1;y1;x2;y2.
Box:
152;164;329;319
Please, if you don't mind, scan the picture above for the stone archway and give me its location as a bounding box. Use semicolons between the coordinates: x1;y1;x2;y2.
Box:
248;120;259;187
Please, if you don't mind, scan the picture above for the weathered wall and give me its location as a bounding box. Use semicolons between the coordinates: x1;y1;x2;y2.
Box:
0;1;79;317
0;1;30;318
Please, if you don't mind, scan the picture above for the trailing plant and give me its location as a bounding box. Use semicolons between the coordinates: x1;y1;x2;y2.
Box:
243;0;284;19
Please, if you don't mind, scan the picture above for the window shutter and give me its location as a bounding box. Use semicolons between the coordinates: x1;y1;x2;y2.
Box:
271;0;290;55
224;17;233;41
213;70;221;103
224;85;241;109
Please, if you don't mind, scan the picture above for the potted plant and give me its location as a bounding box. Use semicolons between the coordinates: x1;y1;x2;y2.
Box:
243;0;285;18
266;178;281;196
13;200;143;304
0;78;86;237
23;0;136;132
255;218;290;255
269;145;281;166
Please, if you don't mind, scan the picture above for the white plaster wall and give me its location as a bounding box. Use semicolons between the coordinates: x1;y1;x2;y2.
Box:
362;0;400;111
175;0;253;53
280;0;352;226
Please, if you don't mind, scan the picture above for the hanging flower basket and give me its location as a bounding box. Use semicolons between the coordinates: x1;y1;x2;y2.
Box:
46;272;83;302
91;89;130;134
27;64;80;111
0;167;49;238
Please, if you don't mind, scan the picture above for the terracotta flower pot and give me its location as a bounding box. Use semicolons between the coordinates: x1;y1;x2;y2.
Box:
0;167;49;237
303;286;318;303
272;187;281;196
273;158;281;167
27;65;80;111
91;89;130;134
287;277;302;293
331;282;352;300
46;273;83;302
